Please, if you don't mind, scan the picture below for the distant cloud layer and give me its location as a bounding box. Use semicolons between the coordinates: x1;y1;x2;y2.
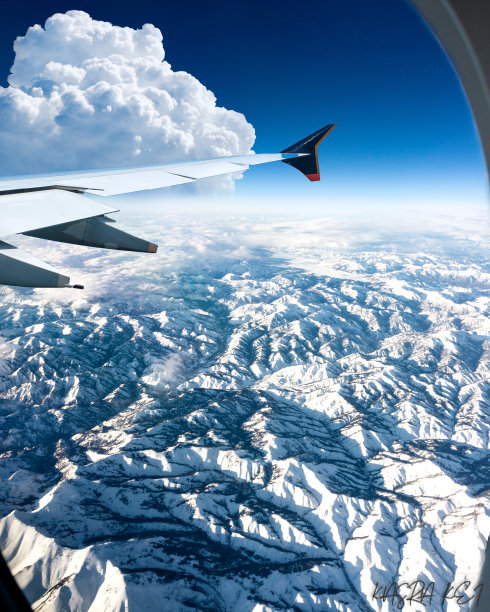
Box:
0;10;255;186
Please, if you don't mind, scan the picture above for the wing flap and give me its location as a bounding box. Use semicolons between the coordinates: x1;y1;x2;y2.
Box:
164;161;249;180
63;171;192;197
0;189;118;237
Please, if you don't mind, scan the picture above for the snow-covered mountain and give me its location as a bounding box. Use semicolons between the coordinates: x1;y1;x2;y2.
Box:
0;206;489;611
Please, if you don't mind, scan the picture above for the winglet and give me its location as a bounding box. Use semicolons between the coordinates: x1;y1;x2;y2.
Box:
281;124;335;181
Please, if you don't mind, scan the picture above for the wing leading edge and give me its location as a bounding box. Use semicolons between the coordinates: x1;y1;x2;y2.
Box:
0;124;335;288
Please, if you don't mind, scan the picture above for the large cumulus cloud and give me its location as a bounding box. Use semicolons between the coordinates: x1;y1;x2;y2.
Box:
0;10;255;190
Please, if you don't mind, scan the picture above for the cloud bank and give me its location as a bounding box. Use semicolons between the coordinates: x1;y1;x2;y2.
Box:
0;10;255;191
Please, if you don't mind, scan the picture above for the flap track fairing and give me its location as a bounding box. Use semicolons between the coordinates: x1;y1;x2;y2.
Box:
24;216;158;253
0;240;70;288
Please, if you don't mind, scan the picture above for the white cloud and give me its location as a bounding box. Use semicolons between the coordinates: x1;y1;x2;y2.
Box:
0;10;255;191
142;353;186;388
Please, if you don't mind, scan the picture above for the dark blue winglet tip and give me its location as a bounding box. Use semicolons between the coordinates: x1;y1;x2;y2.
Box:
280;124;336;155
281;124;335;181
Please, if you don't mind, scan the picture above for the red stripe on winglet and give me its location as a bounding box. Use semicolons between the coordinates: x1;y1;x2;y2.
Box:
306;173;320;181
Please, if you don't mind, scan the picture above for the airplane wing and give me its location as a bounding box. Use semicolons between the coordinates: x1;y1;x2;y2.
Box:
0;124;335;288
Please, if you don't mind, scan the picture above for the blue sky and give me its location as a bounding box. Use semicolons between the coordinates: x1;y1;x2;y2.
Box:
0;0;487;209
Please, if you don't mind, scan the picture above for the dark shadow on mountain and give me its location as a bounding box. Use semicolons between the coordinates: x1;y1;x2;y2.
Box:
408;439;490;497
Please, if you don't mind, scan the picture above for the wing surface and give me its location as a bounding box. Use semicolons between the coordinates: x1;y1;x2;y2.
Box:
0;154;284;197
0;124;335;288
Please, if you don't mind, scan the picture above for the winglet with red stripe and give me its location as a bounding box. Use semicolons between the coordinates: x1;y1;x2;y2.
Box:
280;124;335;181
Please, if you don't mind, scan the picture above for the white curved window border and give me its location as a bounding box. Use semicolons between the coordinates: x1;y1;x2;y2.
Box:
409;0;490;177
